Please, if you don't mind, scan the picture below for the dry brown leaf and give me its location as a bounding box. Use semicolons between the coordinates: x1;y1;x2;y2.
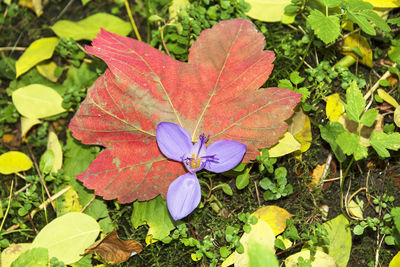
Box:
83;230;143;265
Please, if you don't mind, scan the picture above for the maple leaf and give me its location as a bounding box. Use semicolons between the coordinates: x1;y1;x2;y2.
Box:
69;18;302;203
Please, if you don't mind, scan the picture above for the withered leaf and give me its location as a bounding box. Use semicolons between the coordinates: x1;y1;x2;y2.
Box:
84;230;142;265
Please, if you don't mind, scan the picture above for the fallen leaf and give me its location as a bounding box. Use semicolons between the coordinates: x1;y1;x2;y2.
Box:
285;250;337;267
235;220;275;267
69;19;301;202
378;88;399;108
342;33;373;67
1;243;31;267
47;129;63;173
326;93;344;122
32;212;100;264
10;248;48;267
0;151;33;175
18;0;44;16
1;134;20;149
248;239;279;267
292;112;312;153
36;61;59;82
56;187;82;214
51;13;132;41
245;0;291;22
395;106;400;127
251;206;293;236
268;132;301;158
16;37;59;78
12;84;66;119
21;117;41;138
310;163;325;188
348;199;363;220
84;230;142;265
320;214;352;267
338;113;383;147
363;0;400;8
130;195;175;244
389;251;400;267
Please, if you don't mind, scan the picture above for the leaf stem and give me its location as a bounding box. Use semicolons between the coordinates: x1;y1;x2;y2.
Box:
295;34;314;72
0;179;14;234
124;0;142;41
340;157;354;215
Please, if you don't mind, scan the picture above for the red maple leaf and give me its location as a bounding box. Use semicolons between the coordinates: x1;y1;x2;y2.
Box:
69;18;302;203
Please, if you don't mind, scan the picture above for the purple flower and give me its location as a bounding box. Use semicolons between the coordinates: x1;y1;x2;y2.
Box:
156;122;246;220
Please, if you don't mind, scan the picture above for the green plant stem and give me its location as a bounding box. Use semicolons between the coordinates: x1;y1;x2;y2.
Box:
295;34;314;72
124;0;142;41
340;157;354;215
0;179;14;233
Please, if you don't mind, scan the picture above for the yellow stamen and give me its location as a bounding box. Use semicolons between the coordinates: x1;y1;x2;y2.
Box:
190;153;201;169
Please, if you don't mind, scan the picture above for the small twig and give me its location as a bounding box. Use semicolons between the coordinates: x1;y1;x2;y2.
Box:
276;240;306;256
364;65;396;110
160;26;171;57
26;143;56;212
30;186;71;218
14;182;33;196
15;172;27;181
0;47;26;51
254;180;261;207
0;180;14;233
124;0;142;41
202;178;213;206
319;153;332;185
81;195;96;213
55;0;75;21
375;234;385;267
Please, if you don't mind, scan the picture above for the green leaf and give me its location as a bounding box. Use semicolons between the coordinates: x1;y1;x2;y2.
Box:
16;37;59;78
345;81;365;123
236;167;250;190
353;225;364;235
391;207;400;233
62;62;100;91
248;240;279;267
220;183;233;196
360;109;378;127
289;71;305;85
12;84;66;119
11;248;48;267
245;0;291;22
0;151;33;175
131;195;176;241
361;10;391;32
319;122;347;162
370;132;400;158
51;13;132;41
39;150;55;175
32;212;100;264
336;131;368;160
307;9;341;44
319;215;352;267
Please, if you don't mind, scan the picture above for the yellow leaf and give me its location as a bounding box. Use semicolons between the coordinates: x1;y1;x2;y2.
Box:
285;250;337;267
235;220;275;267
347;200;363;220
21;117;41;138
338;114;383;147
12;84;66;119
0;151;33;175
389;251;400;267
221;252;236;267
16;37;59;78
287;109;306;136
326;93;344;122
251;206;293;236
169;0;189;20
36;61;59;82
19;0;43;16
378;89;399;108
58;187;82;213
294;115;312;153
245;0;291;22
342;33;373;68
268;132;301;158
394;106;400;127
363;0;400;8
47;130;63;172
1;243;32;267
310;164;326;187
145;235;158;246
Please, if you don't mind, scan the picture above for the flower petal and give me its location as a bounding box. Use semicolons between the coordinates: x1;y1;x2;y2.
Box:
156;122;193;161
167;172;201;220
204;140;246;173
